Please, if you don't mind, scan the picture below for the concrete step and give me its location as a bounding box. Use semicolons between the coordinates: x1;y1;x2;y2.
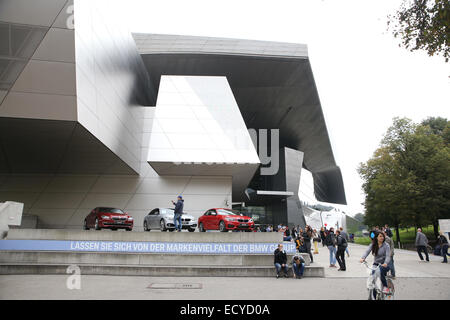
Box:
0;263;325;277
0;251;311;266
7;229;283;243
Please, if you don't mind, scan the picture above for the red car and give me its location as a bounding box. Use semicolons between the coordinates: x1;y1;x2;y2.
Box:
84;207;133;231
198;208;255;232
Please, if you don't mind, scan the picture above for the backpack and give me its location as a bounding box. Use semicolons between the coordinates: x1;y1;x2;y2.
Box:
339;235;348;248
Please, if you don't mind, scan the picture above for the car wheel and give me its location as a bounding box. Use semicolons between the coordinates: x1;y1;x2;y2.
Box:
188;228;195;232
83;220;89;230
111;228;117;231
95;218;101;230
160;219;167;232
199;223;205;232
144;221;150;232
168;228;174;232
219;220;227;232
126;228;132;232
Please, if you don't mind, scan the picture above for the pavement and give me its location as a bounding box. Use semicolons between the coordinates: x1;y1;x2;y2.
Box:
0;243;449;300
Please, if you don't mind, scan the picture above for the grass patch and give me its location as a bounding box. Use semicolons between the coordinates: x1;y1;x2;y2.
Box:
354;237;372;246
354;225;436;247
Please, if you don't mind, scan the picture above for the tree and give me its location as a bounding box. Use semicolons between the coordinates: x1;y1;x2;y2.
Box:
388;0;450;62
418;117;450;237
358;117;450;245
353;213;365;223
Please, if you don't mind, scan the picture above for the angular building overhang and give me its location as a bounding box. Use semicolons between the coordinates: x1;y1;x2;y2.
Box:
133;34;347;205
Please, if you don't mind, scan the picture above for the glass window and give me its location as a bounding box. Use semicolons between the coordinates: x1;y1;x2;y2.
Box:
217;209;242;216
98;208;124;214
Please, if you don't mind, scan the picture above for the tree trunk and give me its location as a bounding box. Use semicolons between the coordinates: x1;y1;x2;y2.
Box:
433;220;439;239
395;224;401;248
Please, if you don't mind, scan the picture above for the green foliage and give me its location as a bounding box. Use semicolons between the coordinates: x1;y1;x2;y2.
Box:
358;117;450;243
388;0;450;62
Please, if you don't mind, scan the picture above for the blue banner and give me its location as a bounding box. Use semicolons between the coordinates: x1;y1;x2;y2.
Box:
0;240;296;255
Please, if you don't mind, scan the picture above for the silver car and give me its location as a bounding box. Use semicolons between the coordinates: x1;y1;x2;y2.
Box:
143;208;197;232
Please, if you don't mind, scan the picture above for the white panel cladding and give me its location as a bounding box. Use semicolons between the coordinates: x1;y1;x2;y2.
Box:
73;0;152;174
148;76;260;165
133;33;308;58
0;173;232;231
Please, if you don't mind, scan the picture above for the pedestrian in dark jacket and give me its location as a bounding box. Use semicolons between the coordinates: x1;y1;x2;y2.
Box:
335;230;347;271
320;227;326;247
274;244;288;278
339;227;350;257
325;228;337;267
438;231;450;263
302;226;314;263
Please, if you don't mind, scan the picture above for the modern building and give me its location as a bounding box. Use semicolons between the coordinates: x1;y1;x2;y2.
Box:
0;0;346;230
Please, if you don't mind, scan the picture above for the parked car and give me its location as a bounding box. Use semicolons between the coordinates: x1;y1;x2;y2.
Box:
143;208;196;232
84;207;133;231
198;208;255;232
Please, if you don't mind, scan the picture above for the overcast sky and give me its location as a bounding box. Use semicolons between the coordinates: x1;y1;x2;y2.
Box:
126;0;450;216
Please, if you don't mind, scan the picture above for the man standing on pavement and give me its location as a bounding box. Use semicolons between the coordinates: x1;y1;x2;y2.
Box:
383;230;396;278
335;230;347;271
325;227;337;268
171;196;184;232
415;228;429;262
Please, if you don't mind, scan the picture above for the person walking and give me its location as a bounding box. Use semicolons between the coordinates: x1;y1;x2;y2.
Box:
335;230;347;271
438;231;449;263
312;229;320;254
171;196;184;232
415;228;429;262
325;227;337;268
274;243;288;278
383;230;396;278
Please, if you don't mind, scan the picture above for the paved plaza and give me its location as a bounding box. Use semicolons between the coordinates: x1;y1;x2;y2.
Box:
0;243;449;300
